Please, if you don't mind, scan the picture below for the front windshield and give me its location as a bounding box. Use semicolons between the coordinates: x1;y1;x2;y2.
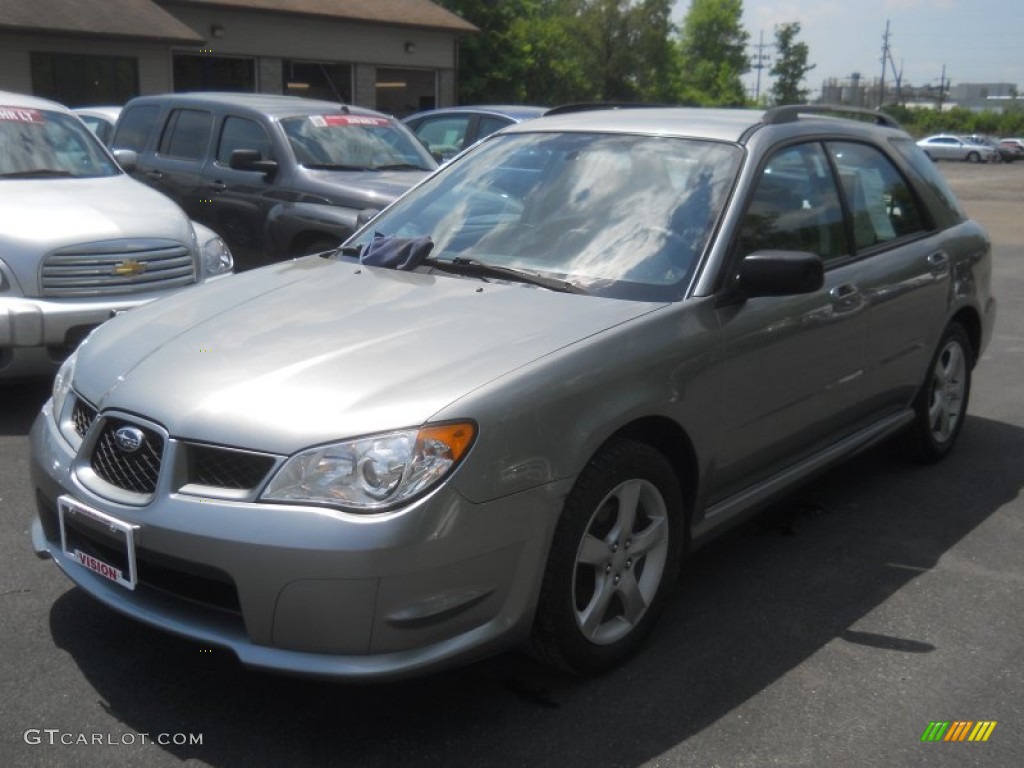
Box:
0;106;120;178
351;131;742;300
281;114;435;171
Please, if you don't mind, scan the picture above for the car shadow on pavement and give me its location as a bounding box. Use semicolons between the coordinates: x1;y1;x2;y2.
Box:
46;414;1024;768
0;380;51;436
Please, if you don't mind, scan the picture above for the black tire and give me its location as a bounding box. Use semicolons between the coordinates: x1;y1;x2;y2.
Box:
966;151;981;163
530;438;683;674
904;322;973;463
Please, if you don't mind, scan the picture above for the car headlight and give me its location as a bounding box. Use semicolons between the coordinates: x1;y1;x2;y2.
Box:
51;349;78;425
261;422;476;512
200;235;233;276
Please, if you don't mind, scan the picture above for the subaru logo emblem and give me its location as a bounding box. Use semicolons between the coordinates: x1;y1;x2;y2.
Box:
113;426;145;453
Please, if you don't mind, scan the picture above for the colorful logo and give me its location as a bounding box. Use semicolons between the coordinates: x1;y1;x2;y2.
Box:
921;721;997;742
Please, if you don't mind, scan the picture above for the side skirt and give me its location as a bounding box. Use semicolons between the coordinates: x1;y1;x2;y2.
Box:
691;410;915;547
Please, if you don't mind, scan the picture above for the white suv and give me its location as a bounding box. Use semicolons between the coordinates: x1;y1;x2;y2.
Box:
0;91;234;380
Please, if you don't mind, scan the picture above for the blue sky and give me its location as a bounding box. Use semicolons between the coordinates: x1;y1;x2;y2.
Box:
673;0;1021;96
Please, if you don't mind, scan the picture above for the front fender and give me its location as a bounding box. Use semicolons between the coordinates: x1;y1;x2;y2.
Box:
266;202;366;256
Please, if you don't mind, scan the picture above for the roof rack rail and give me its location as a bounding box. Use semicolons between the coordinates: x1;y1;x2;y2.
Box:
763;104;903;130
544;102;671;116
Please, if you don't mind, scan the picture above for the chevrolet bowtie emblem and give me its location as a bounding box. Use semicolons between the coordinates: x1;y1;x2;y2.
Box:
112;259;147;277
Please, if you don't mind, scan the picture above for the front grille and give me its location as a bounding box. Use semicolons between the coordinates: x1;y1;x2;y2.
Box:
187;444;275;490
71;398;98;438
137;548;242;614
42;238;195;298
91;418;164;495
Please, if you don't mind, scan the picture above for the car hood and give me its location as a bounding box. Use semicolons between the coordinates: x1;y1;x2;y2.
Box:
300;168;430;210
74;257;660;454
0;175;192;293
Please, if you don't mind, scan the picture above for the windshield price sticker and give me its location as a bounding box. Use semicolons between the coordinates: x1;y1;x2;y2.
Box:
58;496;138;590
310;115;390;128
0;107;44;123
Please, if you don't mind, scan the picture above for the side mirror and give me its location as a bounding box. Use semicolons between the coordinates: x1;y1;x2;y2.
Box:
229;149;278;176
732;250;824;298
112;148;137;172
356;208;380;228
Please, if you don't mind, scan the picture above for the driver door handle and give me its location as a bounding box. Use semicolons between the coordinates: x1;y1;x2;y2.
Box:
927;251;950;275
830;283;863;313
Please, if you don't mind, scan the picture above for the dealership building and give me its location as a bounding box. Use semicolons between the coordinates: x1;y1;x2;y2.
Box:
0;0;476;116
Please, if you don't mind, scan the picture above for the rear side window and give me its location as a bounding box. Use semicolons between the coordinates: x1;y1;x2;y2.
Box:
217;116;271;164
827;142;927;250
159;109;213;160
112;104;160;151
478;115;512;141
413;115;471;158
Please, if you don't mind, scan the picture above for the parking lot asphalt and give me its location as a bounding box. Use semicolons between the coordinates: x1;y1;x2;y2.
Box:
1;162;1022;768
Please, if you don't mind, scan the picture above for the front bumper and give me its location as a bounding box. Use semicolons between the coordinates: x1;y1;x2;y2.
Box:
29;405;568;680
1;273;233;380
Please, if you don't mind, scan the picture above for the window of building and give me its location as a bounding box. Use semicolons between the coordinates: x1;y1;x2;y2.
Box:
282;60;352;103
173;54;255;92
374;68;436;118
30;52;138;107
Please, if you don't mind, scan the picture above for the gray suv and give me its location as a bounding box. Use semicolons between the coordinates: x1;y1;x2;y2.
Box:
111;93;436;269
30;105;995;680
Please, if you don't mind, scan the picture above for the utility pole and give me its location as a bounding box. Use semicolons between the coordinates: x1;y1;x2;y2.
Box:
751;30;771;104
879;19;891;107
936;64;948;111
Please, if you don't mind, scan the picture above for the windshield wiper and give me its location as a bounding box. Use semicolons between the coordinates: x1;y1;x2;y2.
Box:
1;169;75;178
372;163;431;172
429;256;586;294
303;163;370;171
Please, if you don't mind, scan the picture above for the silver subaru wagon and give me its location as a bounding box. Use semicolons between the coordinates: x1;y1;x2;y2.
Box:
29;105;995;680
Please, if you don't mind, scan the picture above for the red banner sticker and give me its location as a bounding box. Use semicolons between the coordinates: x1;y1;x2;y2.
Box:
0;107;45;123
310;114;390;128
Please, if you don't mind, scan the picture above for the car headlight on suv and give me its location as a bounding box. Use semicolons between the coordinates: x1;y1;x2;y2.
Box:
199;234;233;276
261;422;476;512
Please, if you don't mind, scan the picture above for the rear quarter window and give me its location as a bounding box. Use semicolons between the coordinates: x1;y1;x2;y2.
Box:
889;137;967;225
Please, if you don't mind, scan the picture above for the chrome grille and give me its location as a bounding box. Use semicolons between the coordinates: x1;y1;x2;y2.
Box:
71;398;98;438
91;418;164;494
187;445;275;490
42;238;195;298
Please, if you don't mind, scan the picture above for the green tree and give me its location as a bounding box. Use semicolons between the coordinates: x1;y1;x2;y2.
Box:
573;0;677;102
435;0;547;103
676;0;750;106
436;0;679;106
769;22;814;105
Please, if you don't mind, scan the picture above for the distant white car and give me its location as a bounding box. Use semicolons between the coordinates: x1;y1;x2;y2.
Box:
71;106;121;145
999;137;1024;156
1;91;232;379
916;134;997;162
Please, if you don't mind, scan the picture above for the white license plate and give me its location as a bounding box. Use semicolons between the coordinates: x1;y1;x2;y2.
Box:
59;495;138;590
